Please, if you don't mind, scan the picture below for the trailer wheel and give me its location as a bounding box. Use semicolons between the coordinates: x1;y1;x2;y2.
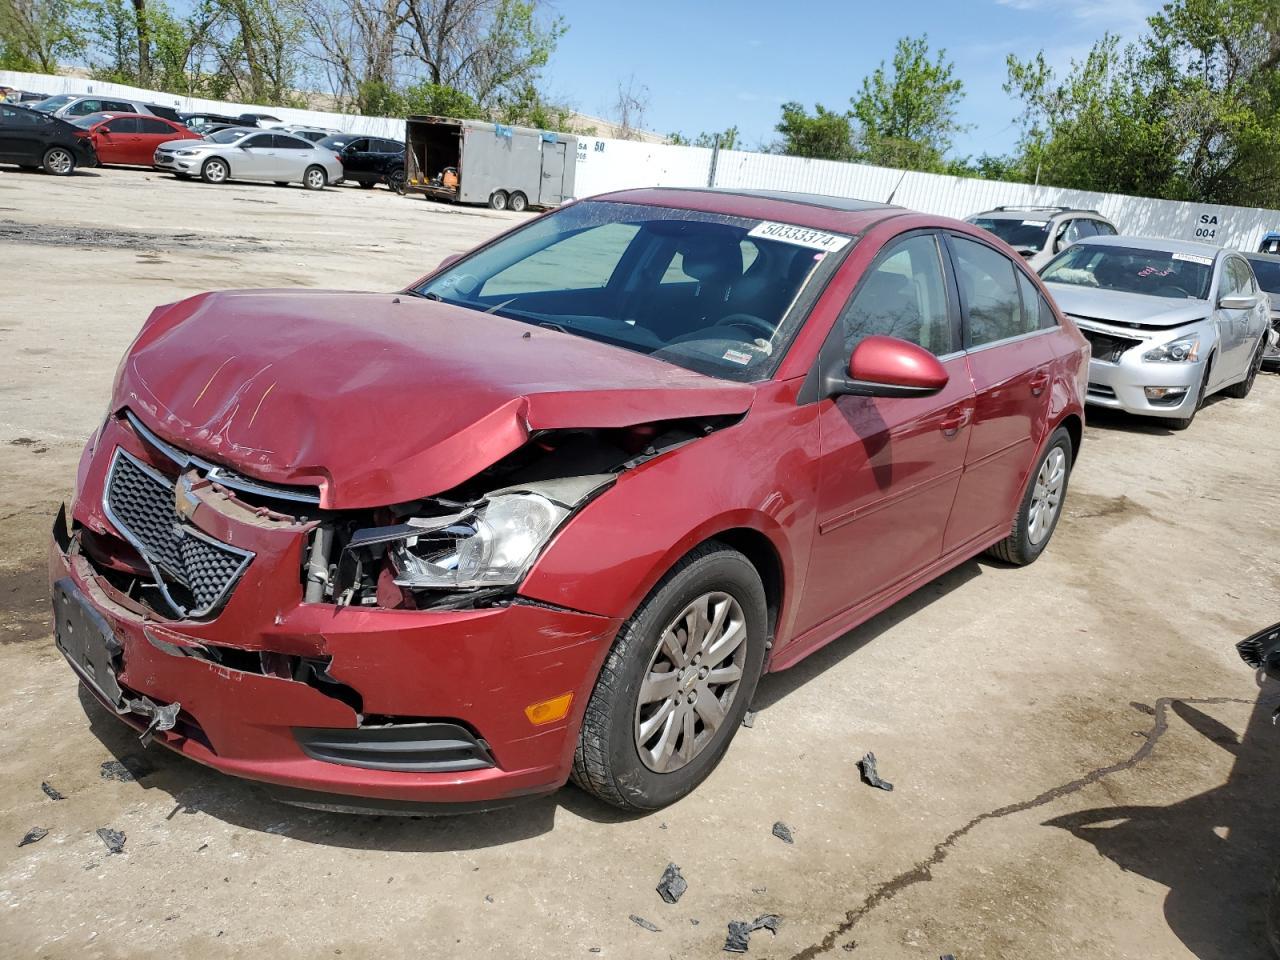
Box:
488;190;509;211
508;191;528;213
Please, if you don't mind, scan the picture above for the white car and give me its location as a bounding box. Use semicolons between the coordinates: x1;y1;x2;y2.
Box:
153;127;343;190
967;206;1119;271
281;125;343;143
31;94;181;124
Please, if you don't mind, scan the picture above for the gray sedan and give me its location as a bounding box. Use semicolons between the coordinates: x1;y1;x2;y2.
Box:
1041;236;1271;430
153;127;342;190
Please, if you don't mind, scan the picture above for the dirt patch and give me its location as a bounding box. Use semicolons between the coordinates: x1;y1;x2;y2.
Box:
1065;492;1155;523
0;563;51;644
0;219;274;254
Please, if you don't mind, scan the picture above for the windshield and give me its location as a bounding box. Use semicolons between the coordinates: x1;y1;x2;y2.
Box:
31;94;72;113
412;200;851;382
71;112;113;128
970;217;1051;251
1246;257;1280;294
206;128;250;144
318;135;352;150
1041;243;1214;300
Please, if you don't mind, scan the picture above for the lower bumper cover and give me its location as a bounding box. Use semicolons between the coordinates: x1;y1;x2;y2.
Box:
50;534;622;807
1084;354;1203;418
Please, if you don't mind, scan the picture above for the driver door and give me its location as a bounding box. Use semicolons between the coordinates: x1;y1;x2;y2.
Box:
234;133;276;178
795;231;975;635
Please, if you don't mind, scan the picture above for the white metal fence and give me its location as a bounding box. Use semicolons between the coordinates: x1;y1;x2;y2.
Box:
6;70;1278;250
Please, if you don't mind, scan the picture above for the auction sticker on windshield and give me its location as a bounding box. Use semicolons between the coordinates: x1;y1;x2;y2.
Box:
1172;252;1214;266
748;221;852;252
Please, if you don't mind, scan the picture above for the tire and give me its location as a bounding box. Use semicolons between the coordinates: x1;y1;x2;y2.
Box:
572;542;768;811
508;190;528;213
987;426;1073;565
42;147;75;176
488;190;509;211
201;157;228;184
387;169;406;194
1223;338;1265;399
1166;356;1212;431
303;165;327;191
358;180;376;189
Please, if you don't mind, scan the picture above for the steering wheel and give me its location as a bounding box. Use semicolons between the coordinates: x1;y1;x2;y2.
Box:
712;313;775;340
1153;284;1191;299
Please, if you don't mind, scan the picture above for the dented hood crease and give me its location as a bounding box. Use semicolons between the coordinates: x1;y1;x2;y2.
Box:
115;290;755;508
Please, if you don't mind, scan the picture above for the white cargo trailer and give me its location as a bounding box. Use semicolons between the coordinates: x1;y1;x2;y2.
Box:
403;116;576;212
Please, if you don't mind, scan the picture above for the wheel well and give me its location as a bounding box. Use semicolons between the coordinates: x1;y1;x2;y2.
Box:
1058;413;1083;462
708;528;783;642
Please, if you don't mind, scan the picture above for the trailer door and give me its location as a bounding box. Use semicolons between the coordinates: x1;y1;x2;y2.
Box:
539;141;567;206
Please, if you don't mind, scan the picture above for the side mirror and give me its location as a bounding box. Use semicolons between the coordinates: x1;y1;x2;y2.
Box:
437;253;463;271
826;335;949;399
1218;293;1258;311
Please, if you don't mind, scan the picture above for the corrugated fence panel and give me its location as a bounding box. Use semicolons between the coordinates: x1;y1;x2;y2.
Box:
6;70;1277;247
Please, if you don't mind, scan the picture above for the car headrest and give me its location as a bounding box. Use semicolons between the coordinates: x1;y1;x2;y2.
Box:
680;236;742;284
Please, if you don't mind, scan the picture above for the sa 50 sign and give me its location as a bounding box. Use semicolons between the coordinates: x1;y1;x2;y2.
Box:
1193;213;1222;242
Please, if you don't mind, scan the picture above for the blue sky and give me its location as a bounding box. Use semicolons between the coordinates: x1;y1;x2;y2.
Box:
542;0;1162;157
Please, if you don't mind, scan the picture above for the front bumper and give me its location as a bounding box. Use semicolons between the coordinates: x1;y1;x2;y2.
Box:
153;150;197;173
1079;323;1206;418
51;417;622;808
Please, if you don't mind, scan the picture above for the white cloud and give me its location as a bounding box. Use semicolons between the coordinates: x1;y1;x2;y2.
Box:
994;0;1157;34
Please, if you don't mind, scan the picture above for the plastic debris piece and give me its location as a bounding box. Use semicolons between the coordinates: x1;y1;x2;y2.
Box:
41;781;65;801
858;752;894;791
772;821;794;844
96;827;126;854
19;827;48;847
723;914;782;953
941;955;957;960
742;710;756;728
630;915;660;932
656;862;687;904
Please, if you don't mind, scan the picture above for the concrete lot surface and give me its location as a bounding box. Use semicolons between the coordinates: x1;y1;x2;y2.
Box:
1;166;1278;960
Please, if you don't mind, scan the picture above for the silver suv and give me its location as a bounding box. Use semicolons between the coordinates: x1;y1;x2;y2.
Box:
967;206;1118;271
31;94;181;124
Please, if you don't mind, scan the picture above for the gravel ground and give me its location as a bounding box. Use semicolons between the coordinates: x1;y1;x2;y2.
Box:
1;165;1278;960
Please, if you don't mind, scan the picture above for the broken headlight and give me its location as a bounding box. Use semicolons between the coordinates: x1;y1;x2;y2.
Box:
387;492;571;590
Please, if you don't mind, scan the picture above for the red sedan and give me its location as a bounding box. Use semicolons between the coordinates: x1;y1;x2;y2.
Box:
71;112;200;166
50;189;1087;813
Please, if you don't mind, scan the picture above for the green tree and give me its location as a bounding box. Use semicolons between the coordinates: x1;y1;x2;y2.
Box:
668;126;739;149
774;102;855;160
0;0;86;72
850;34;967;171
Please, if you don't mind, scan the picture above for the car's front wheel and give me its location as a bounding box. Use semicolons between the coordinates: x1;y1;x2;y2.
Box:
201;157;228;184
1223;337;1265;399
42;147;75;176
987;425;1073;565
572;542;767;811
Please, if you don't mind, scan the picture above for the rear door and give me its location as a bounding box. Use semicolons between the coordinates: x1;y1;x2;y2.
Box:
943;233;1058;552
796;231;975;634
135;117;177;164
0;105;45;162
235;133;276;178
539;140;567;206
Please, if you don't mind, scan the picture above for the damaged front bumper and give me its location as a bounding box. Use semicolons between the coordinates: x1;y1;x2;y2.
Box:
49;420;623;810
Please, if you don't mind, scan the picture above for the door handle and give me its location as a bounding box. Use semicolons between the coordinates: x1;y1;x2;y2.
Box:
940;407;967;437
1029;371;1050;396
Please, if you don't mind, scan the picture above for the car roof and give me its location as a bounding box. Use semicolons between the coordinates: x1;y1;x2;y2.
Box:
972;206;1103;220
588;187;905;233
1076;235;1227;258
1244;251;1280;263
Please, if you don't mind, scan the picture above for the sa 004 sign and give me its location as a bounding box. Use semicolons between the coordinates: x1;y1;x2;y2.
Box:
1191;213;1223;242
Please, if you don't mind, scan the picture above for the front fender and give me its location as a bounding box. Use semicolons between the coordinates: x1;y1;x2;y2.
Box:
518;379;821;644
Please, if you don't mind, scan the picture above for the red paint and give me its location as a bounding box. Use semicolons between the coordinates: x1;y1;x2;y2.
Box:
76;113;200;166
53;190;1086;806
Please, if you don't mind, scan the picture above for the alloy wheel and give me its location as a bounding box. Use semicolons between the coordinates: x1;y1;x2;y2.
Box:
1028;447;1066;545
306;167;325;190
45;149;73;174
634;591;748;774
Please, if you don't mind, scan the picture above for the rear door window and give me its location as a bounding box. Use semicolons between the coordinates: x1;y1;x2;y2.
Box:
68;99;100;116
949;235;1034;347
272;134;307;149
104;117;140;134
243;133;274;149
137;118;172;134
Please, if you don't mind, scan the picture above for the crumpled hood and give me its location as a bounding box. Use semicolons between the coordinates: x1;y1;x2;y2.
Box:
115;290;755;508
1044;284;1212;328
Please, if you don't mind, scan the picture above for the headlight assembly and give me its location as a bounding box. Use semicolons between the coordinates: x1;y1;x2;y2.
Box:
1143;334;1201;363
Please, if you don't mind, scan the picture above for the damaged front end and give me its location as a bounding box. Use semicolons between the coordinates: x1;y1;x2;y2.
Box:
51;405;737;808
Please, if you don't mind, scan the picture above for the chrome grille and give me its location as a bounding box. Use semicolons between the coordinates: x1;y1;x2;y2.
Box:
103;449;252;619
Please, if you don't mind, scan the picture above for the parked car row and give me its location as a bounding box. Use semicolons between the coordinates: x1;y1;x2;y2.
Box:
968;204;1277;430
0;99;406;192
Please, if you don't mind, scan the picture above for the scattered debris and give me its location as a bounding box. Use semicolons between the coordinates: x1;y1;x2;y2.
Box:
484;895;494;903
99;757;151;782
96;828;126;854
40;781;65;801
690;919;700;926
723;914;782;953
656;862;687;904
771;821;794;844
941;955;957;960
589;949;602;955
1130;701;1155;716
751;886;767;895
629;915;660;932
18;827;48;847
742;710;756;728
659;821;668;830
858;752;894;791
